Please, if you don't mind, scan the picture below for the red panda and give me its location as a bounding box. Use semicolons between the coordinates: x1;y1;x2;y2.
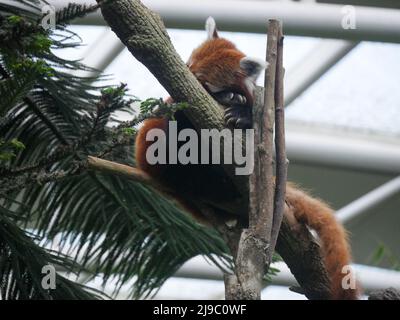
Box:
135;17;359;300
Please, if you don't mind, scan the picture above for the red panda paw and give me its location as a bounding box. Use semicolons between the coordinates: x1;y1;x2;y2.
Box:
211;91;252;129
213;91;247;106
224;104;252;129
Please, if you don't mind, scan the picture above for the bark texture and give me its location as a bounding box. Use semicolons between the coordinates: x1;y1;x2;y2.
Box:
95;0;332;300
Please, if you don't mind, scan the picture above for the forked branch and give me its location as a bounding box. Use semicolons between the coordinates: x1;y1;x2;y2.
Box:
94;0;332;300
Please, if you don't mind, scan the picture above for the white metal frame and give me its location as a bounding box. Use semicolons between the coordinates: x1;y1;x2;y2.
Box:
49;0;400;43
337;176;400;224
72;27;125;78
42;0;400;299
175;257;400;294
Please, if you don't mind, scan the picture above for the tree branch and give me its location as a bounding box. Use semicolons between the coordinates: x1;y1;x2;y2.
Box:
87;156;167;193
276;216;332;299
369;287;400;300
95;0;249;215
270;28;287;252
227;20;280;300
87;155;332;299
0;164;85;195
95;0;332;299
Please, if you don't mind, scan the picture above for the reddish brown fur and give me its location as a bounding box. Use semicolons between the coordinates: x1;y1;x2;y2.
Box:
286;184;359;299
188;38;253;106
135;116;219;225
135;32;359;300
135;117;168;178
189;38;245;88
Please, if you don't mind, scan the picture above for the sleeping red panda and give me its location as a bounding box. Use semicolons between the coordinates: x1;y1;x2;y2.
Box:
135;17;359;300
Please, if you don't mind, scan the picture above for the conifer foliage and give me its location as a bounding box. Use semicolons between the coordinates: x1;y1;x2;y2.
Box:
0;0;231;299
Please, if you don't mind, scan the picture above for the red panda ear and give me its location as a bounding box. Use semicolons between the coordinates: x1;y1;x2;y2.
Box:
205;16;219;40
240;57;268;80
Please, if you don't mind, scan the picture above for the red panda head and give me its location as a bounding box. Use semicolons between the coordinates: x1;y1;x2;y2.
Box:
187;17;266;107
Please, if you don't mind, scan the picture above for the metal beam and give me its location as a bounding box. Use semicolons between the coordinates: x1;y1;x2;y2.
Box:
285;122;400;175
72;27;125;78
70;25;358;104
48;0;400;43
64;258;400;298
175;257;400;294
337;175;400;224
284;39;358;106
318;0;400;10
52;4;358;107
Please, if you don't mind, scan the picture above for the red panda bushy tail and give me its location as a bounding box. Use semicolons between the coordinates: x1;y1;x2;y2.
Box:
285;184;359;300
